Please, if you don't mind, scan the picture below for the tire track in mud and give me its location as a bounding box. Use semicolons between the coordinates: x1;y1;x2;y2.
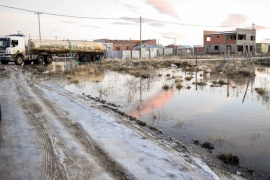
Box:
21;70;131;179
29;85;130;180
14;72;66;180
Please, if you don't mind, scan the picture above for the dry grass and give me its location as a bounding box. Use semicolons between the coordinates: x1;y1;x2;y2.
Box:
69;78;80;84
176;83;183;89
185;76;192;81
255;87;266;95
162;84;170;90
193;81;207;86
175;78;183;83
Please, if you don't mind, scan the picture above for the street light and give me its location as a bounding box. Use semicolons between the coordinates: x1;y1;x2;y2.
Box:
35;12;42;40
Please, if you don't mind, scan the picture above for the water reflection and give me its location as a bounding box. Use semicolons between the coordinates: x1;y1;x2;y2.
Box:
59;64;270;178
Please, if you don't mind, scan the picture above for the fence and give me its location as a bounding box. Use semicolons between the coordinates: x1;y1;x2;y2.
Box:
105;48;174;59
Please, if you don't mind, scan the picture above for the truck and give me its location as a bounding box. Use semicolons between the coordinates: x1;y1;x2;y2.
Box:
0;34;105;65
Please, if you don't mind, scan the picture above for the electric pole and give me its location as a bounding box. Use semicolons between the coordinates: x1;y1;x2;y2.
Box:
140;16;142;59
35;12;42;40
252;23;256;55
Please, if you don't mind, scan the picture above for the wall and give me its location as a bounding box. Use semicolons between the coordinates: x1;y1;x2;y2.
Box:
105;47;174;59
256;43;269;54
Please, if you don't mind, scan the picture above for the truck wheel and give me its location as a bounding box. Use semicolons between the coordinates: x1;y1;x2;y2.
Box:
36;56;45;64
81;55;89;62
0;61;9;64
15;55;24;65
45;55;53;64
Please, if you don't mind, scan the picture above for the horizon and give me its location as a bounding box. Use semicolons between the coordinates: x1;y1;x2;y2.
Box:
1;0;270;46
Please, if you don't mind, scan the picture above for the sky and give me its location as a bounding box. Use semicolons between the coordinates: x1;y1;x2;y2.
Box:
1;0;270;46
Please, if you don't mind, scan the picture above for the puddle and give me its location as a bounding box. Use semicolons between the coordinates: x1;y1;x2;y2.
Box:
25;61;270;178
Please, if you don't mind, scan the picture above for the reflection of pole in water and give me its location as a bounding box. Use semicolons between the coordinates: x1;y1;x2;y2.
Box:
140;77;142;100
242;77;251;104
227;80;229;97
195;71;198;90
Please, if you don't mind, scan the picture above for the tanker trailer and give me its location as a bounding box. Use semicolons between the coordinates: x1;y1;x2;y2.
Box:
28;39;105;63
0;34;105;65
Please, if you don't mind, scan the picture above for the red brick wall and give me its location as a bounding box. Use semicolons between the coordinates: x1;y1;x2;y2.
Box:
204;32;236;45
105;39;156;51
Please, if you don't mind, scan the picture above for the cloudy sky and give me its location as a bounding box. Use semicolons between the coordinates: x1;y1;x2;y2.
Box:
1;0;270;46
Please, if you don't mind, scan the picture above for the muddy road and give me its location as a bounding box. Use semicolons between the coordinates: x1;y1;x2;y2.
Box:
0;64;241;180
0;65;130;179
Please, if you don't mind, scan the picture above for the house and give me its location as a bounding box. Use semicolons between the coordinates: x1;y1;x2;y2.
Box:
177;45;193;55
165;44;193;55
94;39;156;51
203;28;256;54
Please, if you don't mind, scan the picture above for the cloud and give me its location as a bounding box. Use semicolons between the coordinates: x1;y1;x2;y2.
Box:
145;0;180;20
160;32;183;39
60;20;78;24
142;18;166;27
255;25;266;31
123;3;138;13
260;38;270;43
80;24;101;28
221;14;249;26
111;22;136;25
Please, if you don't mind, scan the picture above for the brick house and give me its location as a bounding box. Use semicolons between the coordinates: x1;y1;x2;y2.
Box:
94;39;156;51
203;28;256;54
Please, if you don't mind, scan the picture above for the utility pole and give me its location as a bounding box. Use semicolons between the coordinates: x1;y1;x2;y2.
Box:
252;23;256;55
140;16;142;60
35;12;42;40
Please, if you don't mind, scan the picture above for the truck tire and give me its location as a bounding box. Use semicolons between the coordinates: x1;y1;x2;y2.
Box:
36;55;45;64
45;55;53;64
81;55;91;62
15;55;24;65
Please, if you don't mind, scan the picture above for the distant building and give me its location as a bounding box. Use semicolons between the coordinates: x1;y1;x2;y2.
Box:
132;44;159;50
203;28;256;54
94;39;156;51
165;44;193;55
256;43;269;54
193;45;205;55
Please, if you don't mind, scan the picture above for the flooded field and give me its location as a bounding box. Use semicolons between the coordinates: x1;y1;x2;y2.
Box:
36;60;270;179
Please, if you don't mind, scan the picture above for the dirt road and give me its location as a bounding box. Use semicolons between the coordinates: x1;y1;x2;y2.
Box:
0;64;240;180
0;65;130;179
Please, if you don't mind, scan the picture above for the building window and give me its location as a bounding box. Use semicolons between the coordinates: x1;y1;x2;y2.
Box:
206;37;211;41
237;45;243;52
214;46;219;50
226;35;236;40
238;34;246;40
250;35;255;41
116;46;120;50
226;45;232;52
250;46;254;52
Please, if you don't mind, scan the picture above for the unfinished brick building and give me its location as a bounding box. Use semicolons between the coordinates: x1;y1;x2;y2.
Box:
203;28;256;54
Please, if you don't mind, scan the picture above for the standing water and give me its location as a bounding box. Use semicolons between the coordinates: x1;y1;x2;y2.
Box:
62;62;270;179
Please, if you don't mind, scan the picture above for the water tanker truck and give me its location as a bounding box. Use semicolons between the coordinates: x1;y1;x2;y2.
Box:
0;34;105;65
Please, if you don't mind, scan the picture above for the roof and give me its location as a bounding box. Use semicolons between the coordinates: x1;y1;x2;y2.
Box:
204;30;235;35
177;45;192;49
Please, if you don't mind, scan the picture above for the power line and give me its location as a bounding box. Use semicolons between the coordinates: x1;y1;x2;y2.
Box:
1;4;270;30
0;4;137;20
142;18;251;28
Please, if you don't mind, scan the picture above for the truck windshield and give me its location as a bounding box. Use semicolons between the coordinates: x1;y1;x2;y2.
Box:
0;38;10;48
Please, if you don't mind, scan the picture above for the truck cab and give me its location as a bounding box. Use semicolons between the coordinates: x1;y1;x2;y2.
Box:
0;34;26;65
